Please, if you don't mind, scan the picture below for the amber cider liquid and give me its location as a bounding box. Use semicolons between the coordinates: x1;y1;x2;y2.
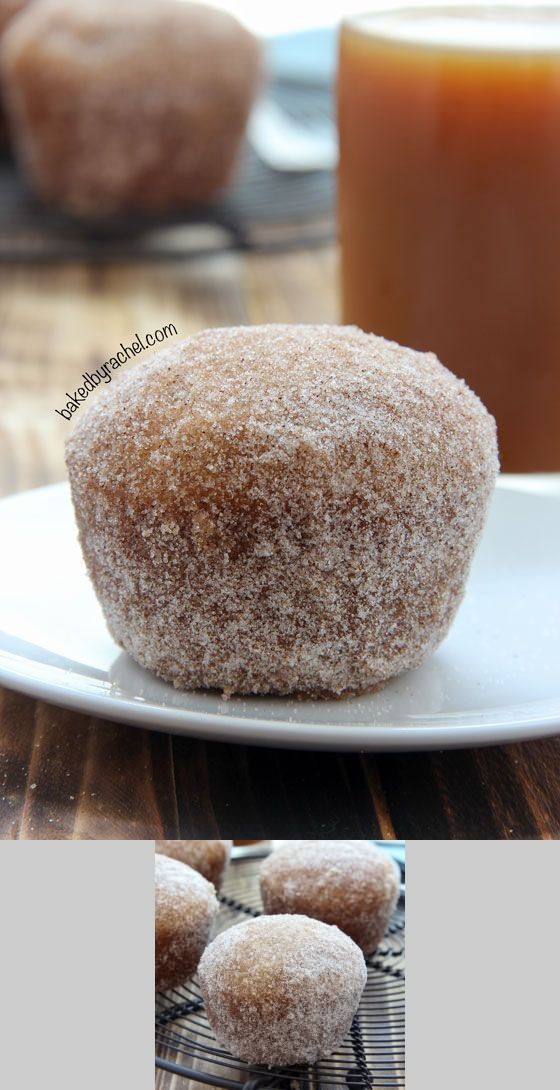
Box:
339;6;560;471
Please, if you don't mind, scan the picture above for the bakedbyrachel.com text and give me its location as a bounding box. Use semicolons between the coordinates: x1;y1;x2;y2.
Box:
55;322;178;420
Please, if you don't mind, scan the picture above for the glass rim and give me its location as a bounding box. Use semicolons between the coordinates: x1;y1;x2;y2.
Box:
341;4;560;55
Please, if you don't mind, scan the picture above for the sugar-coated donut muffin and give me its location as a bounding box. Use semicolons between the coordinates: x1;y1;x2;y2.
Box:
260;841;400;954
66;324;498;697
155;853;218;992
198;914;367;1065
0;0;27;33
1;0;261;216
155;840;232;891
0;0;27;143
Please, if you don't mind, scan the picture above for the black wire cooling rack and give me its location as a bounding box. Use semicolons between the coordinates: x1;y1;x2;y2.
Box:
155;853;405;1090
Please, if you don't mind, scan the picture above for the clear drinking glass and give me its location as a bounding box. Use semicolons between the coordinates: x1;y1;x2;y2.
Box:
338;5;560;471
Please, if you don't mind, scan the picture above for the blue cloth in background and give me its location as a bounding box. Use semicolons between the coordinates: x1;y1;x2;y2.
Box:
374;841;406;871
266;27;337;86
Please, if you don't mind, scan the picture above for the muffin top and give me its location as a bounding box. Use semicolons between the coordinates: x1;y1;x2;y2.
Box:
198;912;367;1008
155;839;232;890
260;839;400;896
2;0;254;60
155;853;218;927
66;323;498;528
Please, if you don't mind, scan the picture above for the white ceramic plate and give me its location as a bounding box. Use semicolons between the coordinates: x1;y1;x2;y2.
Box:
0;478;559;751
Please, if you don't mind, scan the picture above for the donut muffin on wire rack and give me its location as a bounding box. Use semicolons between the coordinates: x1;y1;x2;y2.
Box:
155;853;218;993
1;0;261;216
260;840;400;953
66;324;498;697
198;914;367;1065
155;840;232;891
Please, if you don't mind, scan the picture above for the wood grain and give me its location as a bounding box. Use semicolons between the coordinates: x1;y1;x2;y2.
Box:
0;244;558;841
1;689;559;840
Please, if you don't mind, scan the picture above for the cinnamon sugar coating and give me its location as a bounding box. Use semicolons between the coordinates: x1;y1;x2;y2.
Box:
0;0;27;143
66;324;498;697
198;914;367;1066
0;0;26;32
260;840;400;954
1;0;261;216
155;853;218;993
156;840;232;891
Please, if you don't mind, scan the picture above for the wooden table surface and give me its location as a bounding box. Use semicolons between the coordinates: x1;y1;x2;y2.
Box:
1;245;559;840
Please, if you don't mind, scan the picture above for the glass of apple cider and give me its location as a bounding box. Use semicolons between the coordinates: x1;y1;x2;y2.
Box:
339;5;560;471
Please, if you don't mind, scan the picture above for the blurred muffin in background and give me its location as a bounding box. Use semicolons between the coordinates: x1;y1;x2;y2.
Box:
0;0;28;145
1;0;261;216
